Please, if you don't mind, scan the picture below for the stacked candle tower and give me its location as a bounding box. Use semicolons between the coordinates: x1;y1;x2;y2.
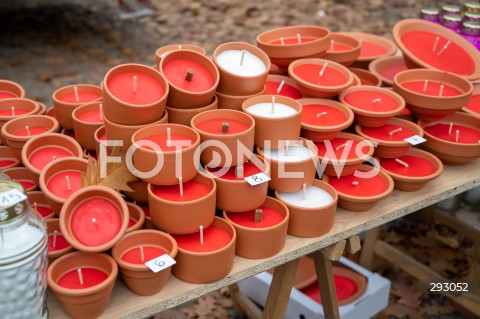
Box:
1;15;480;318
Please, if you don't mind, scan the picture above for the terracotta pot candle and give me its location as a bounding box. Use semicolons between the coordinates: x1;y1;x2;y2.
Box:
242;95;302;148
155;43;206;66
0;98;42;144
112;230;177;296
0;79;25;99
462;83;480;118
266;74;303;99
322;164;394;212
71;102;105;151
368;55;408;87
160;50;219;109
46;218;74;264
94;125;108;156
392;19;480;81
288;59;354;98
355;118;424;158
257;139;317;192
340;32;397;69
53;84;102;130
418;112;480;165
46;106;56;119
299;98;354;142
137;202;158;230
126;202;145;232
123;180;149;203
348;67;382;87
315;132;375;177
0;145;20;169
172;216;236;284
392;68;473;121
216;86;265;111
323;32;362;67
3;167;37;191
27;191;57;218
379;148;443;191
339;86;406;127
47;252;117;319
213;42;270;96
36;102;47;115
223;196;289;259
191;109;255;167
148;172;216;234
275;179;337;237
130;123;200;185
166;95;217;126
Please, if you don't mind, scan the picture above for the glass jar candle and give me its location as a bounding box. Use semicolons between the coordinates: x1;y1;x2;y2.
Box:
464;11;480;23
441;4;462;18
461;21;480;49
442;14;463;33
464;1;480;14
420;7;441;24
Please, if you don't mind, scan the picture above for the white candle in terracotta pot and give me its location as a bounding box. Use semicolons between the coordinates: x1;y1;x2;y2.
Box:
215;50;267;76
277;184;334;208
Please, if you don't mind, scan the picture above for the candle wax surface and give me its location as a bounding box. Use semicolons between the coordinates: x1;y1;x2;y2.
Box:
138;204;150;217
18;180;35;190
316;138;364;160
121;246;167;264
36;205;55;218
278;186;334;208
0;159;17;168
173;225;232;253
379;65;408;81
424;123;480;144
127;217;137;228
162;59;214;92
13;126;48;136
71;197;122;246
328;169;389;196
401;31;475;75
47;170;82;199
265;81;303;99
293;64;347;86
58;91;101;104
269;36;316;45
57;268;108;289
140;133;195;151
216;50;267;76
76;109;104;123
301;274;358;304
302;104;347;126
327;42;352;52
359;41;387;58
107;72;165;105
0;91;17;100
152;180;211;202
195;118;250;135
465;94;480;114
29;146;72;170
344;91;399;112
261;145;314;162
246;102;297;118
361;124;415;141
0;108;28;116
48;232;70;251
210;161;263;180
401;80;462;96
226;205;284;228
380;155;437;177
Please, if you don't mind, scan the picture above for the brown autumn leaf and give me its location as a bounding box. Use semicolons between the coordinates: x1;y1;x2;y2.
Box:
428;259;459;278
391;282;421;310
182;295;217;319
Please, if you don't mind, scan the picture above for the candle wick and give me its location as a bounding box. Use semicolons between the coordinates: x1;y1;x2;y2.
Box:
316;111;327;117
276;80;285;94
178;45;182;50
352;181;359;186
74;86;79;103
335;142;348;151
139;246;145;262
423;80;429;92
222;122;230;133
185;68;195;81
439;84;444;97
271;96;275;114
319;62;328;77
394;158;409;168
133;75;138;93
436;40;451;56
240;50;246;66
448;122;453;135
33;202;38;213
65;175;72;191
25;125;31;137
254;208;263;223
77;269;84;285
372;98;382;104
297;33;301;44
455;129;460;143
330;39;334;51
432;36;439;52
280;37;285;45
52;230;58;248
11;107;14;116
388;127;402;136
99;103;103;121
199;225;204;245
234;164;244;178
302;182;307;200
92;217;97;225
285;140;290;156
53;155;56;160
178;176;184;197
166;127;171;147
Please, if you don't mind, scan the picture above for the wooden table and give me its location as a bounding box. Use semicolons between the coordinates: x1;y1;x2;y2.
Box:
48;159;480;319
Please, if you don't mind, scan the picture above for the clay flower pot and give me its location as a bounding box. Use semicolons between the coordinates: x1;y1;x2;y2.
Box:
216;86;266;111
0;145;20;169
368;55;408;87
47;252;118;319
159;50;219;109
393;68;473;121
126;202;145;232
166;95;217;126
59;186;129;253
0;79;25;99
112;229;177;296
340;32;397;69
53;84;102;130
205;154;270;212
191;109;255;167
323;32;362;67
155;43;206;66
257;139;318;192
348;67;382;86
94;125;107;156
275;179;338;238
104;109;168;153
355;118;424;158
213;42;271;96
27;191;57;218
0;98;42;144
3;167;37;191
71;102;105;151
339;86;406;128
223;196;289;259
46;106;56;119
172;216;236;284
147;172;216;234
102;63;169;125
418;112;480;165
123;180;149;203
299;98;354;142
288;59;354;98
130;123;200;185
36;102;47;115
22;133;83;185
315;132;375;177
45;218;75;264
242;95;302;148
392;19;480;81
266;74;303;99
462;83;480;118
378;148;443;192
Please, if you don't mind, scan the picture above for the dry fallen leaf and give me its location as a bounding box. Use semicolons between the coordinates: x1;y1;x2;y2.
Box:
391;282;421;310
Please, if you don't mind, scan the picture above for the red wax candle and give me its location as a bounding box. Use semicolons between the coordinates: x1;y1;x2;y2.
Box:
0;108;28;116
327;42;352;52
464;94;480;114
344;91;399;112
128;218;137;228
269;37;316;45
402;31;474;75
58;91;101;104
141;133;195;151
328;170;389;196
210;161;262;180
151;180;211;202
359;41;387;58
424;123;480;144
226;206;284;228
57;268;108;289
46;170;82;199
13;126;48;137
138;203;150;217
76;109;104;124
48;232;70;251
315;138;362;160
162;59;214;92
302;104;347;126
173;225;232;253
293;64;347;86
360;124;415;141
0;91;17;100
62;129;76;139
379;65;408;81
107;72;166;105
29;146;72;170
36;205;55;218
266;81;302;99
18;180;35;190
195;118;249;135
401;80;461;96
121;246;167;264
301;275;358;304
380;155;436;177
0;159;17;168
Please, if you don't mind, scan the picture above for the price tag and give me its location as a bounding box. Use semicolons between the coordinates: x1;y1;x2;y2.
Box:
145;254;176;273
404;135;426;145
244;172;271;186
0;189;27;206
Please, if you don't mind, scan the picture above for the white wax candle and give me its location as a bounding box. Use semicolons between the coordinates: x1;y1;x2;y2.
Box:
261;145;314;162
278;186;334;208
216;50;267;76
246;102;297;118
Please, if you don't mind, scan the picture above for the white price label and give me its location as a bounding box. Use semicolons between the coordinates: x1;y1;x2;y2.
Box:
244;172;271;186
0;189;27;206
404;135;426;145
145;254;176;273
